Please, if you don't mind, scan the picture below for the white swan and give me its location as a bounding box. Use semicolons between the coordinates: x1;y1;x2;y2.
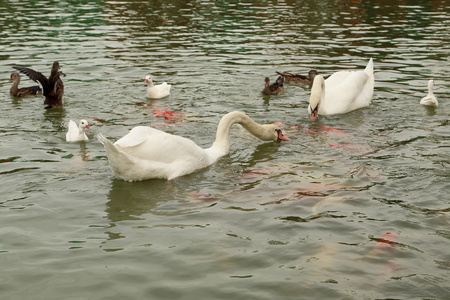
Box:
420;80;438;107
97;111;290;181
66;120;90;142
145;75;171;99
308;58;374;121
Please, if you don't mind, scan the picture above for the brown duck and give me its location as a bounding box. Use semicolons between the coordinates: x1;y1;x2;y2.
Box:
9;73;42;97
276;69;318;85
262;76;284;95
13;61;65;108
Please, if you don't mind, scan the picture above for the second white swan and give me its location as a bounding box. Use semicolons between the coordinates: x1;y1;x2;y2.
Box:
97;111;290;181
308;58;374;121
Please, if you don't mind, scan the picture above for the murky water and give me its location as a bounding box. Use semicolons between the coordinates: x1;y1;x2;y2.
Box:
0;0;449;299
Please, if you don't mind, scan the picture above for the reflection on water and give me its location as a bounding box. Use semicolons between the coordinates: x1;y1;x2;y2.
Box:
106;178;173;222
0;0;449;299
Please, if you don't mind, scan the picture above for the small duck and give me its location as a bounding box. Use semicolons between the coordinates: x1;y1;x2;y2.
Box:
276;69;318;85
13;61;65;108
420;80;438;107
66;119;90;142
9;73;42;97
145;75;171;99
262;76;284;96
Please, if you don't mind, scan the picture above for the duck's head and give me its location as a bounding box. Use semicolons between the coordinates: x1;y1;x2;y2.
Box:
52;61;60;70
9;73;20;82
264;77;270;88
308;75;325;122
428;79;434;90
145;75;154;86
308;69;319;80
80;119;90;130
276;76;284;87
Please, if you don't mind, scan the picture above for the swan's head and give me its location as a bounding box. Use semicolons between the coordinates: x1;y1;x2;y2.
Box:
9;73;20;82
79;119;90;130
260;124;290;141
309;75;325;122
145;75;154;86
308;69;319;80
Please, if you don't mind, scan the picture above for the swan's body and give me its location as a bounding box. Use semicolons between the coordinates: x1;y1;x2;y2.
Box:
97;111;289;181
420;80;438;107
9;73;42;97
66;120;90;142
145;75;171;99
308;58;374;121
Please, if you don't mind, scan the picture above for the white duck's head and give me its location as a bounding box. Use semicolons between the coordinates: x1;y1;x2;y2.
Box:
308;75;325;122
79;119;90;131
144;75;154;87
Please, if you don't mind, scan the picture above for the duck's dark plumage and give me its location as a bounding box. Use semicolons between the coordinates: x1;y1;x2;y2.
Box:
262;76;284;96
13;61;65;108
9;73;42;97
276;69;318;85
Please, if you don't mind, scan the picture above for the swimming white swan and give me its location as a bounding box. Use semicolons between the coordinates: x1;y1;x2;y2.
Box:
420;80;438;107
66;119;90;142
145;75;171;99
308;58;374;121
97;111;290;181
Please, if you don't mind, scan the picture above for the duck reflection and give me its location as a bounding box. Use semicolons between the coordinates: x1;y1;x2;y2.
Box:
43;106;66;132
78;142;90;161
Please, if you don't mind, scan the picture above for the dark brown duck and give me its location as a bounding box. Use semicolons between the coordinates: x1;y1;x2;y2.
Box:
262;76;284;96
9;72;42;97
276;69;318;85
13;61;65;108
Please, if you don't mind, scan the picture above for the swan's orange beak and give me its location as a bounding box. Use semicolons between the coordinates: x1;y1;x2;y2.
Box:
310;105;319;122
276;129;290;141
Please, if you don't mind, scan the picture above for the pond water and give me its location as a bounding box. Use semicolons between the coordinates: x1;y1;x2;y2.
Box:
0;0;449;299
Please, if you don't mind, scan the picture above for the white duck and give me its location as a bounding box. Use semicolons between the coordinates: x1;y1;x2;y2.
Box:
420;80;438;107
308;58;374;121
66;120;90;142
97;111;290;181
145;75;171;99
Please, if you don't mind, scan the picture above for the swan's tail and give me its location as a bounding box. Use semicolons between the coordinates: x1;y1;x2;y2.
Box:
98;133;137;181
97;133;121;154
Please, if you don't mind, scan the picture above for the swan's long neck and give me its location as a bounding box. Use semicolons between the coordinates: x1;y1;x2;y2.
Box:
310;75;325;109
207;111;278;160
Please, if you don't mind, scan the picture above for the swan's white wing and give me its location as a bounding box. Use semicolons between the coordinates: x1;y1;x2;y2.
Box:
115;126;208;165
114;126;153;148
325;71;352;87
322;70;370;115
